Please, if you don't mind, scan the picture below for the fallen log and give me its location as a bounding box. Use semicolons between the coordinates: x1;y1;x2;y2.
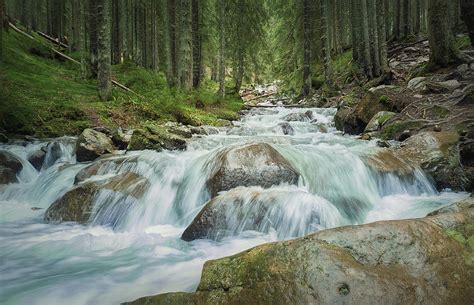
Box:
9;22;140;97
243;92;277;102
37;31;69;49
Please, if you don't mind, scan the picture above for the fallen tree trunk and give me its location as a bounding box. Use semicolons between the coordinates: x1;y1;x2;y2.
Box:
9;22;139;96
37;31;69;49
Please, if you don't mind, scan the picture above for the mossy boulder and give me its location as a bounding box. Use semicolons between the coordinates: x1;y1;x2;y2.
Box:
335;89;398;135
364;111;396;133
207;143;300;197
27;145;47;171
127;124;187;151
44;172;150;224
124;199;474;305
76;129;115;162
0;150;23;184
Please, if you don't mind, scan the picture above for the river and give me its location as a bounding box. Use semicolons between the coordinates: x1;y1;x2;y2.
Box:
0;106;468;305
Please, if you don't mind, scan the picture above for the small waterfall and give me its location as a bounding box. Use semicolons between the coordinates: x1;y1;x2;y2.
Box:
0;107;469;305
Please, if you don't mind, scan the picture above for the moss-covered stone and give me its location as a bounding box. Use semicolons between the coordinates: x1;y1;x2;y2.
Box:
44;172;150;224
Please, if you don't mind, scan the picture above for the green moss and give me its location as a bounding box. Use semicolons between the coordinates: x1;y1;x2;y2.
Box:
379;121;422;140
445;229;467;244
0;31;243;138
455;34;471;50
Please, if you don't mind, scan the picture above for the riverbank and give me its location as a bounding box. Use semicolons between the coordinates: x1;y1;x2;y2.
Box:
0;31;243;139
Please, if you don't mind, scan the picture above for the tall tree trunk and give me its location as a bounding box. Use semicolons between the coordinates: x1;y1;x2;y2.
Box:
368;0;381;76
377;0;388;73
88;0;98;78
302;0;311;96
320;0;332;85
111;0;121;64
191;0;202;88
460;0;474;47
96;0;111;100
71;0;82;52
168;0;177;86
218;0;225;99
0;0;4;60
428;0;458;67
361;0;373;78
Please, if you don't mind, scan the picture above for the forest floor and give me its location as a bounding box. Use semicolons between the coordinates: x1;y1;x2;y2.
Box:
0;30;243;138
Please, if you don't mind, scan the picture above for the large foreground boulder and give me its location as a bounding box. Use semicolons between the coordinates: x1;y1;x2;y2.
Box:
44;172;150;224
207;143;300;197
0;150;23;184
124;198;474;305
76;129;115;162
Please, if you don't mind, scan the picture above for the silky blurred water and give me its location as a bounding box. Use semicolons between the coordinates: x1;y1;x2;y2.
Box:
0;107;469;305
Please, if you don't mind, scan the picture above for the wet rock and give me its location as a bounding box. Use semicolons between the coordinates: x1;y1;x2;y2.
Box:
74;155;136;184
44;172;150;224
364;111;396;133
335;90;396;135
398;129;412;141
278;122;294;135
43;142;62;168
190;126;220;136
76;129;115;162
126;199;474;305
0;133;8;143
27;145;47;170
0;150;23;184
373;131;468;190
111;128;132;150
164;122;193;139
334;107;365;134
207;143;300;197
433;124;442;132
282;111;313;122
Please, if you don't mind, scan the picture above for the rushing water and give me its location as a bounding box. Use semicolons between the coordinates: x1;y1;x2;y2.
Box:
0;107;469;305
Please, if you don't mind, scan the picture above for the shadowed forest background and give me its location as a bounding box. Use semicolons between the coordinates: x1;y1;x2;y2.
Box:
0;0;473;138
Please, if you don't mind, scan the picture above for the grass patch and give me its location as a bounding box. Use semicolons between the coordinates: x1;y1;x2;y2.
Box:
0;30;243;138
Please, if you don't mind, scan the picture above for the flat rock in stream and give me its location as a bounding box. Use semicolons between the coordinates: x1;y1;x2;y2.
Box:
124;198;474;305
207;143;300;197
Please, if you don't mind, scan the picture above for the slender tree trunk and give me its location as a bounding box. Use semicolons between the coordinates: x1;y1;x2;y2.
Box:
0;0;4;60
71;0;82;52
191;0;202;88
218;0;225;99
96;0;111;100
460;0;474;47
320;0;332;85
428;0;458;67
88;0;98;78
302;0;311;96
361;0;373;78
111;0;121;64
168;0;177;86
377;0;388;73
369;0;380;76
